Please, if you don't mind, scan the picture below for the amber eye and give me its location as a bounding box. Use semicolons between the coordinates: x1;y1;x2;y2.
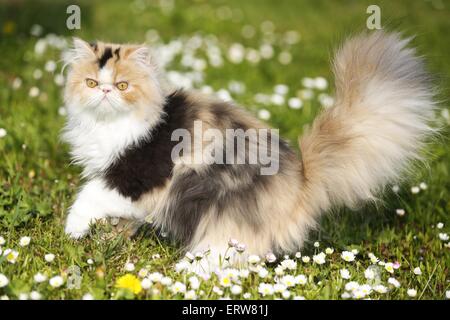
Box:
116;81;128;91
86;78;98;88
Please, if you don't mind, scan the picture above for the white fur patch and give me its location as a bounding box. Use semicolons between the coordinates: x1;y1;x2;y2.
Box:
65;178;146;238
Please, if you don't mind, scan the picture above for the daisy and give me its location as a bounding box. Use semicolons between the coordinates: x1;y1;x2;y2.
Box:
44;253;55;262
34;272;47;283
248;255;261;264
231;285;242;295
236;243;246;253
18;293;29;300
288;97;303;109
373;285;388;294
259;44;274;59
341;292;351;299
280;259;297;270
258;283;274;296
325;247;334;255
438;233;449;241
29;86;40;98
0;274;9;288
0;129;7;139
219;275;232;287
265;252;277;263
257;109;271;121
141;278;152;290
161;276;173;286
0;236;5;245
295;275;307;285
314;77;328;90
364;268;376;280
239;269;250;278
341;251;355;262
411;186;420;194
437;222;444;229
413;267;422;275
384;262;395;273
282;290;291;299
345;281;359;292
184;290;197;300
278;51;292;65
243;292;252;299
274;283;287;293
407;289;417;297
175;260;190;273
82;293;94;300
148;272;163;283
274;84;289;95
387;277;400;288
396;209;405;216
368;253;379;264
228;238;239;247
258;268;269;279
302;77;315;89
4;249;19;264
19;236;31;247
30;291;42;300
49;275;64;288
188;276;200;290
419;182;427;190
313;252;326;264
124;262;135;272
301;256;310;263
340;269;351;280
171;282;186;294
280;275;296;287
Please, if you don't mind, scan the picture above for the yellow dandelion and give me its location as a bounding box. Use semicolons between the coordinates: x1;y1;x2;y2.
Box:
115;274;142;295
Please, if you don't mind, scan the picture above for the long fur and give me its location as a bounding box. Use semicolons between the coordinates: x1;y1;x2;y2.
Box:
299;31;435;216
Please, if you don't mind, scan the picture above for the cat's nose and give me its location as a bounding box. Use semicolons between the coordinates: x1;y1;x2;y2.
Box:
100;85;113;94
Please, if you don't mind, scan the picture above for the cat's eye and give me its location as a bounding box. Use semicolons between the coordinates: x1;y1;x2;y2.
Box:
86;78;98;88
116;81;128;91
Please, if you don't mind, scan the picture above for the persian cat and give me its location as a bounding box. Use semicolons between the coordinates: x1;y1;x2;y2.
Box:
62;31;435;271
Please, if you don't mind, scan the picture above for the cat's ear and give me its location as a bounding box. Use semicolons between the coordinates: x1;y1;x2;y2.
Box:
125;45;153;68
62;38;97;68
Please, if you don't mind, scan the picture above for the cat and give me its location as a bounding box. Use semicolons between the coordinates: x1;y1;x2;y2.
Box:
62;31;435;272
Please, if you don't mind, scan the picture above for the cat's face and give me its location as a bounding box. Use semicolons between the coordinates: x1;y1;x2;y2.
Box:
63;39;163;119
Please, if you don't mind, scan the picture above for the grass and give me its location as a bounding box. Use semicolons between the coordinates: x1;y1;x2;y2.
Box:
0;0;449;300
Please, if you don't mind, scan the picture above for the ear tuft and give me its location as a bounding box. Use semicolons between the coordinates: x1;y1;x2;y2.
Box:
62;38;97;70
126;45;152;67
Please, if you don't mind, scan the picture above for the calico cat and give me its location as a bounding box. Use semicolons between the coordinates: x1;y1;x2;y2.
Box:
62;31;435;271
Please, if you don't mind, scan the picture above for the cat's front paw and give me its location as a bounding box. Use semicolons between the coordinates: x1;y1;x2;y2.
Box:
64;212;92;239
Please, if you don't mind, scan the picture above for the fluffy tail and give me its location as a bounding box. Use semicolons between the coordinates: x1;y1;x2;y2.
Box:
299;31;436;214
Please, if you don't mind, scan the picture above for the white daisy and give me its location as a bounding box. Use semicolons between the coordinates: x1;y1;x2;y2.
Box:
341;251;355;262
19;236;31;247
340;269;351;280
49;276;64;288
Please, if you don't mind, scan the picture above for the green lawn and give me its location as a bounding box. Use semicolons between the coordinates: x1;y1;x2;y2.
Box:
0;0;449;300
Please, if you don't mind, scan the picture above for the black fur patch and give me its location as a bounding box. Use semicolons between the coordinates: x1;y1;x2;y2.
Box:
114;48;120;62
89;41;98;52
103;90;196;201
98;47;113;68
